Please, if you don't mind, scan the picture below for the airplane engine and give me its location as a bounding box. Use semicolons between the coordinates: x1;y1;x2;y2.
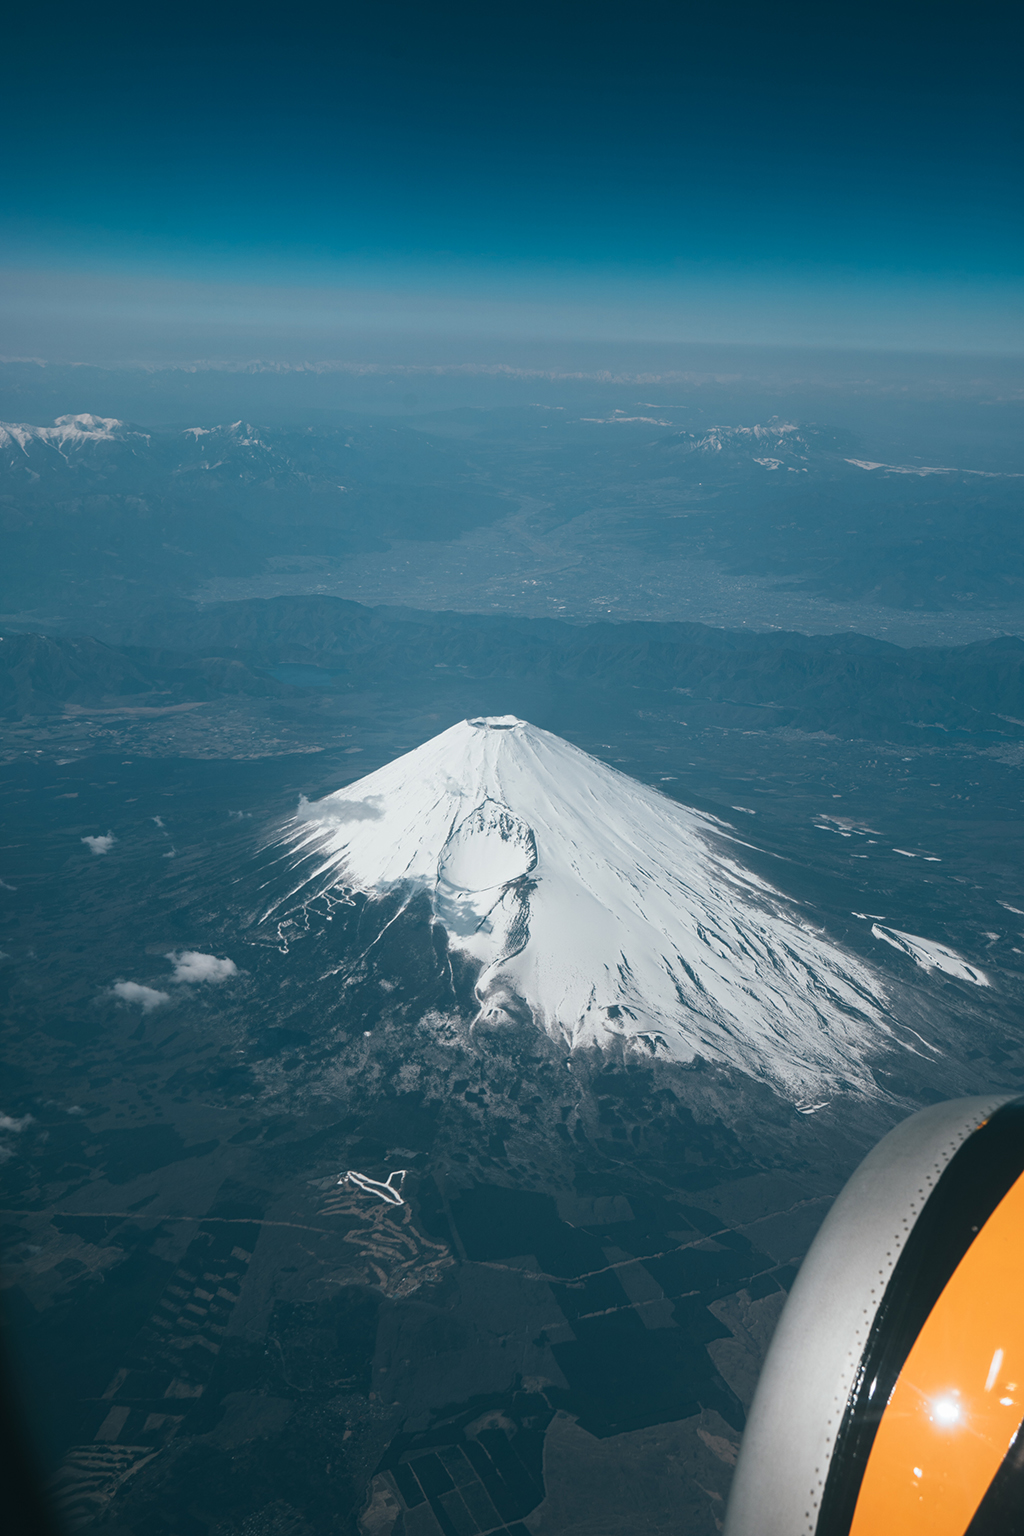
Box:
724;1093;1024;1535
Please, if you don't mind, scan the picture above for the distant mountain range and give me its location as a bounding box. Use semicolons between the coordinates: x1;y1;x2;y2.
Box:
3;596;1024;743
0;412;506;612
4;410;1024;621
0;411;843;500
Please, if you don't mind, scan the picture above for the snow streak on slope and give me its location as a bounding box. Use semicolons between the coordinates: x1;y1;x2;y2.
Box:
275;717;891;1097
870;925;990;986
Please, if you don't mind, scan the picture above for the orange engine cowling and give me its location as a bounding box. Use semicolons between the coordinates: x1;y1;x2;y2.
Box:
724;1093;1024;1536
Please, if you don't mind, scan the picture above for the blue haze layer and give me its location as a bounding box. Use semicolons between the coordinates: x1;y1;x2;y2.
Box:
1;0;1021;357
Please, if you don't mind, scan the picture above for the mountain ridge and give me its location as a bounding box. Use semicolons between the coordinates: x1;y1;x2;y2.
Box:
4;599;1024;741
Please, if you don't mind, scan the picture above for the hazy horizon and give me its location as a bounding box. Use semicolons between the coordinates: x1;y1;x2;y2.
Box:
4;1;1022;362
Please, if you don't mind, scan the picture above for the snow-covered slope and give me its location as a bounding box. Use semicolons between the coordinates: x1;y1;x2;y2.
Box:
0;413;143;457
871;924;990;985
277;716;891;1097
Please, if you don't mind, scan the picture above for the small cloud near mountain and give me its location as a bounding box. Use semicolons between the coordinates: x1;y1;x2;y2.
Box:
166;951;238;984
296;794;384;825
112;980;170;1011
82;833;116;855
0;1111;34;1133
109;951;237;1009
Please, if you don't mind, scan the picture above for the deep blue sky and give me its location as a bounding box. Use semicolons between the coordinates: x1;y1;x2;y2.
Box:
2;0;1022;357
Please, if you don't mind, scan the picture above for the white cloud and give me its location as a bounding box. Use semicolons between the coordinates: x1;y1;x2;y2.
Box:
297;793;383;826
112;980;170;1011
0;1110;32;1161
82;833;116;855
0;1111;33;1133
166;950;238;985
0;878;16;891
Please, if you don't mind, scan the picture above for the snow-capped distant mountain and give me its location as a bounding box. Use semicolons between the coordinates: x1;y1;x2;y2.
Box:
0;413;148;472
0;414;457;501
172;421;298;484
181;422;265;446
277;717;891;1099
0;414;282;480
658;419;817;472
0;412;135;448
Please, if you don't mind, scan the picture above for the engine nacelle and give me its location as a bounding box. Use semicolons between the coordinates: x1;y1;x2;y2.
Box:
724;1093;1024;1536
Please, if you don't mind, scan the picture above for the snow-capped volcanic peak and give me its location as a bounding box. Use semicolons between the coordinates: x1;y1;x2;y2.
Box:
280;716;889;1097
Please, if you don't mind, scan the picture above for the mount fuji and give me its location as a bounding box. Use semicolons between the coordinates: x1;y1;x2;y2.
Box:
274;717;891;1099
